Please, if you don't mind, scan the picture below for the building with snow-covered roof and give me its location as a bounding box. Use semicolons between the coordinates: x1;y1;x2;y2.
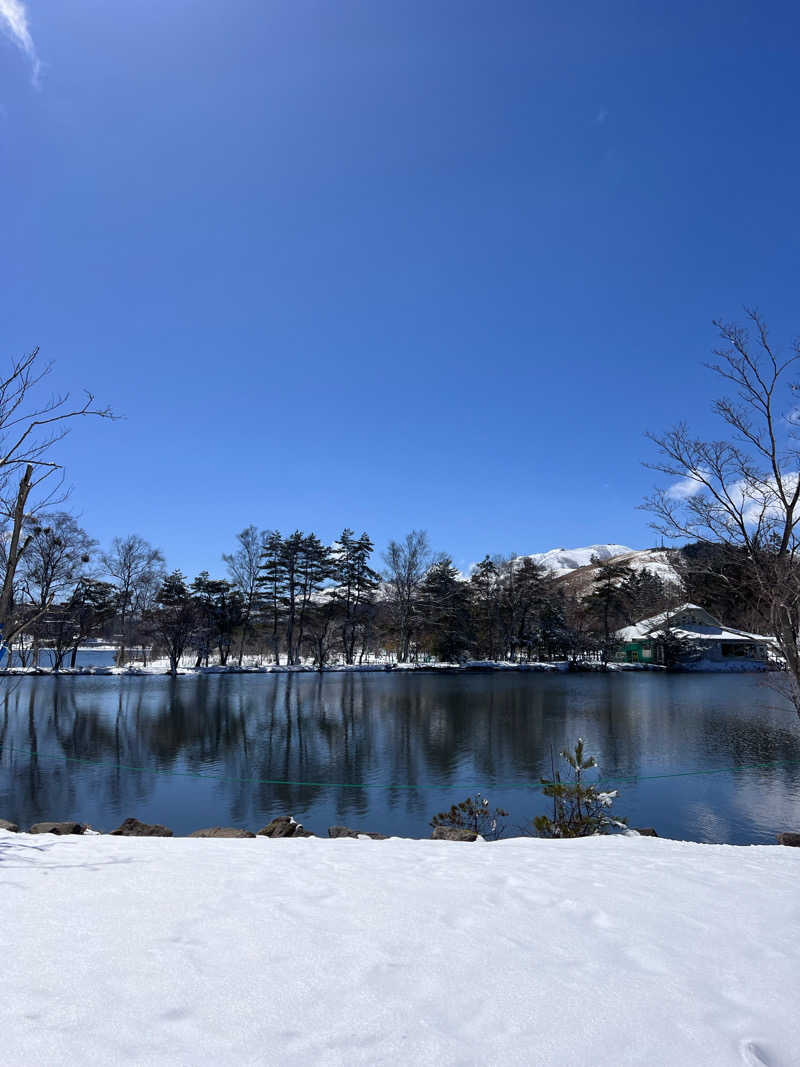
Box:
614;603;771;670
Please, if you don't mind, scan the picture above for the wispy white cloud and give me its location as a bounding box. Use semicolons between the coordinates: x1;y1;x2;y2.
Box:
733;472;800;527
0;0;41;87
594;108;608;125
665;474;706;501
667;467;800;530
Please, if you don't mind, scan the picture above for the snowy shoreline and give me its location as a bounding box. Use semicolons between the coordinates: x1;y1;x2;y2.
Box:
2;829;798;1065
0;657;774;676
0;659;671;677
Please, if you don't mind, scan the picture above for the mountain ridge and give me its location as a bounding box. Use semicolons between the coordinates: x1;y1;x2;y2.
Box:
518;543;684;599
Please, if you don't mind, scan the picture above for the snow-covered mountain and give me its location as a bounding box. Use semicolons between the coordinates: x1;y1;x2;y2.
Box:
520;544;684;598
524;544;634;578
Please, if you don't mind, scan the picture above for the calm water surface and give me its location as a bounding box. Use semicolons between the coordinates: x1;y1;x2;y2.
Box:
1;672;799;843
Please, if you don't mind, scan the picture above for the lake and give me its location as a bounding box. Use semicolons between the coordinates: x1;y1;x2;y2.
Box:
1;672;799;843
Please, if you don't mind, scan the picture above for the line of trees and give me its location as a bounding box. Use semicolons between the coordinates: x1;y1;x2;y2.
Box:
7;319;800;701
1;507;686;670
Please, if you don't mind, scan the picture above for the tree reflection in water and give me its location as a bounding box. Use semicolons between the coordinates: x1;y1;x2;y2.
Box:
0;673;798;842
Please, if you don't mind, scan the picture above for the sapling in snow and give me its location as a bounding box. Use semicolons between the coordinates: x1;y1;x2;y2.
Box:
534;739;626;838
430;794;509;840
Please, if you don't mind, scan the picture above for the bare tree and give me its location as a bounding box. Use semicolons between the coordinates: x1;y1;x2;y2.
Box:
50;578;117;670
21;512;96;664
644;309;800;715
383;530;432;662
223;526;264;666
101;534;165;663
0;348;114;643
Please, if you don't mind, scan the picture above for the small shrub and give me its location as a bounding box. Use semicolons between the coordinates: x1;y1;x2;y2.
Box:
430;793;509;840
534;738;626;838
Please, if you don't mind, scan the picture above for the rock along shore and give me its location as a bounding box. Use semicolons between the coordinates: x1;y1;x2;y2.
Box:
3;814;798;845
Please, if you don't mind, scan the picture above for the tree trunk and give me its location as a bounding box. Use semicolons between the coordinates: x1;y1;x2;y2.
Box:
236;600;252;667
0;464;34;640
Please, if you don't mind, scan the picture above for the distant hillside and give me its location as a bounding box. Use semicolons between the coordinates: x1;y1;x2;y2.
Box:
524;544;634;578
521;544;685;601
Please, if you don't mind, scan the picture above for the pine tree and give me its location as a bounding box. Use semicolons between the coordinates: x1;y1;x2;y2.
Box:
147;571;196;673
469;556;501;660
537;595;574;661
421;556;470;662
191;573;244;667
430;794;509;840
50;578;116;669
588;555;636;660
258;531;284;664
619;568;669;624
331;529;380;664
534;739;626;838
295;533;332;663
496;556;547;661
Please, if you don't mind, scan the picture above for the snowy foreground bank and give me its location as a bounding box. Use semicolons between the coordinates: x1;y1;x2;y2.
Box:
2;831;797;1066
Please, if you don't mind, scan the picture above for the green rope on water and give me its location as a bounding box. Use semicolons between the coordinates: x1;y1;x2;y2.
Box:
10;743;800;792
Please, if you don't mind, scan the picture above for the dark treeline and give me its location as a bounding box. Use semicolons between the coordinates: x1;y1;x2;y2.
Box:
1;512;729;671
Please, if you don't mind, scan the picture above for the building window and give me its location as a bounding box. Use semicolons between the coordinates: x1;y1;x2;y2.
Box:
721;643;752;658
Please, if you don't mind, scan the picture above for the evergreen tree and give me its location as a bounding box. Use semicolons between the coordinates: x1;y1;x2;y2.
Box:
147;571;196;674
619;567;670;624
258;531;284;664
534;739;626;838
420;556;471;662
537;593;578;661
50;578;117;669
430;794;509;840
469;556;501;659
331;529;380;664
587;555;636;659
191;573;244;667
496;556;548;661
280;531;304;664
294;533;332;663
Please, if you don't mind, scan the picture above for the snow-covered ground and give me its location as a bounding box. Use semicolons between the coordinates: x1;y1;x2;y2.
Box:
0;658;575;676
1;830;797;1066
0;657;756;675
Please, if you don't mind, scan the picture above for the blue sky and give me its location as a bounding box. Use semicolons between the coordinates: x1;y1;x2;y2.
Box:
2;1;799;577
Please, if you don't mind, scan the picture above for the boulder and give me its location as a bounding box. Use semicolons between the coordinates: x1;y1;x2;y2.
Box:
777;831;800;847
110;817;173;837
634;827;659;837
0;819;19;833
328;826;388;840
258;816;301;838
292;828;316;838
29;821;84;835
431;827;478;842
188;827;255;838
